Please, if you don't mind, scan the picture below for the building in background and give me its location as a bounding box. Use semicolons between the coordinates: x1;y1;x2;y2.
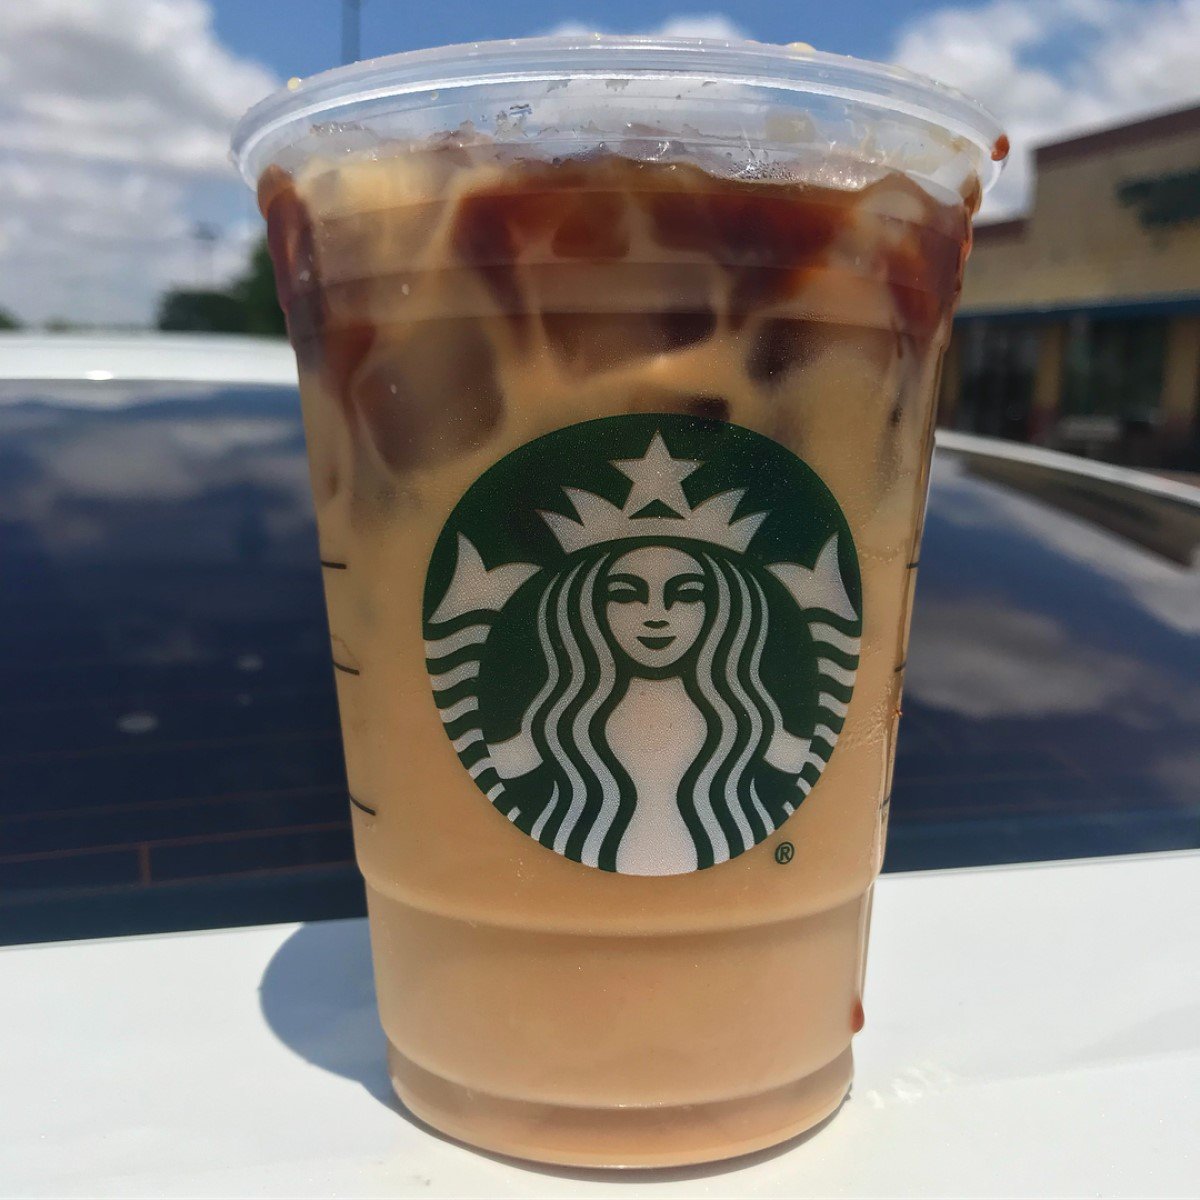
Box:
941;105;1200;471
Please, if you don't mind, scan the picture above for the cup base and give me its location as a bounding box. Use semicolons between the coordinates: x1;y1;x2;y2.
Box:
388;1041;853;1168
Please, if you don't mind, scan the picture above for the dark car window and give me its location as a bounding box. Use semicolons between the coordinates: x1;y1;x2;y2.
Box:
0;381;352;943
896;446;1200;871
1;380;1198;943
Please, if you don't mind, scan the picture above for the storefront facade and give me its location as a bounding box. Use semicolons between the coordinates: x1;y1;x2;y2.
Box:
942;105;1200;470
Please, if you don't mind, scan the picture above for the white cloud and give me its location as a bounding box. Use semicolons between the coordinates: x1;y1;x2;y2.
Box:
0;0;276;174
906;461;1200;720
906;600;1147;717
928;452;1200;636
546;14;750;41
891;0;1200;217
652;15;750;40
0;0;277;325
0;397;314;556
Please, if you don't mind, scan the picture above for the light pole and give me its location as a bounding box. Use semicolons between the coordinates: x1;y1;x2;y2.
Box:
342;0;362;65
192;222;219;289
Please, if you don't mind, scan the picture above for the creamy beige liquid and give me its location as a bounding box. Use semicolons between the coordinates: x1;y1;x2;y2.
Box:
260;140;977;1166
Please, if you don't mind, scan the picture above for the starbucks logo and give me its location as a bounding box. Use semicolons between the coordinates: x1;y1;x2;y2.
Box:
423;415;861;875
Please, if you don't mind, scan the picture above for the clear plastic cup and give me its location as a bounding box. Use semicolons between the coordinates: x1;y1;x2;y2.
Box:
233;34;1004;1167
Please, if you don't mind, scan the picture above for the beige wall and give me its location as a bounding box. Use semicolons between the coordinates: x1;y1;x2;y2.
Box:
962;125;1200;312
1161;317;1200;439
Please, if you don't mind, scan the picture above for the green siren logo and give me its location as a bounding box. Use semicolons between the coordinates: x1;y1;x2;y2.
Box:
423;415;862;875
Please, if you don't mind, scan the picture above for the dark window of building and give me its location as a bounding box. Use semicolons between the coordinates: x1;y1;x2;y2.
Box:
1062;316;1167;420
957;320;1039;441
1059;316;1168;464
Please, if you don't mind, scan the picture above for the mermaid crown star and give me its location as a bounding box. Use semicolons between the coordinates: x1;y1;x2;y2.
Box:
540;432;767;554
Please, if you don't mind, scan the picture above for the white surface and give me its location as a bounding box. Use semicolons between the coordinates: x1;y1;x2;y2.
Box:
0;332;297;385
2;853;1197;1199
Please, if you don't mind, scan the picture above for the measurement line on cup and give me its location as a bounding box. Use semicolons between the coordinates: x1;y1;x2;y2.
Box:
349;793;377;817
893;660;907;674
333;661;361;676
320;559;348;570
906;560;920;569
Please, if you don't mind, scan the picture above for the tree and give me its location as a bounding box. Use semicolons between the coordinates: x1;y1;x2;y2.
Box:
233;239;286;337
0;307;20;330
157;289;248;333
154;237;286;337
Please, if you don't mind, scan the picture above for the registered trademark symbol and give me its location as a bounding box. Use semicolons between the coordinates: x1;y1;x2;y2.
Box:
775;841;795;865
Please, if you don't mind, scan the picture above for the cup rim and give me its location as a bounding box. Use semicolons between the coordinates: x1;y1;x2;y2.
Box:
231;33;1007;191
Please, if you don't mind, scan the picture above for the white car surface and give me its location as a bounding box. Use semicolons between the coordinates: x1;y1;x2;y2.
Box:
0;331;298;385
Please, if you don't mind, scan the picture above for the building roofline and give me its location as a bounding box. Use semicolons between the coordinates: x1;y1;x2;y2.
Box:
1036;103;1200;166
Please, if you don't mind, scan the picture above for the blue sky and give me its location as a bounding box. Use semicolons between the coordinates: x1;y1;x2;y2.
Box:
0;0;1195;325
208;0;978;78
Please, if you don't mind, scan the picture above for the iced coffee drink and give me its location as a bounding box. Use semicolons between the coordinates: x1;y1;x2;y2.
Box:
234;36;1004;1166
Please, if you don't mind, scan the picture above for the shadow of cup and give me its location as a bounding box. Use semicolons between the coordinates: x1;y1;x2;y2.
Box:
258;918;391;1102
